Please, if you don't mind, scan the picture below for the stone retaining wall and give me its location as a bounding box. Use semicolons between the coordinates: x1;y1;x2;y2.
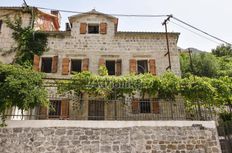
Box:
0;121;221;153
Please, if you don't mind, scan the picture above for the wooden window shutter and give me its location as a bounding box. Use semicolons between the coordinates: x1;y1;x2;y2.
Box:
132;99;139;114
129;59;137;74
149;59;157;75
80;23;87;34
152;100;160;114
82;58;89;71
38;105;48;119
62;58;70;75
51;56;58;73
33;55;40;71
100;22;107;34
60;100;69;119
116;59;122;76
99;58;105;67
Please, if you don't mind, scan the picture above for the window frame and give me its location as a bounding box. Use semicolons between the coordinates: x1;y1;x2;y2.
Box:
88;23;100;34
49;100;62;118
139;99;151;113
70;59;82;74
105;60;116;75
137;60;148;74
41;57;52;73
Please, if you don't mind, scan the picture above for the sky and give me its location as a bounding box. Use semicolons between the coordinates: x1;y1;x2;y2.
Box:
1;0;231;51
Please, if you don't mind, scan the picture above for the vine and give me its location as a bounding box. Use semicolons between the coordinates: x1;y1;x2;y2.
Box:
58;71;232;111
4;14;48;65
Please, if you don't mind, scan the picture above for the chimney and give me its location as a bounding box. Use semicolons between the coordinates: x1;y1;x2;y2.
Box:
66;23;71;31
51;10;59;16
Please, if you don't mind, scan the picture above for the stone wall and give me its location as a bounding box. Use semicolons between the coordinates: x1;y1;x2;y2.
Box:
0;121;221;153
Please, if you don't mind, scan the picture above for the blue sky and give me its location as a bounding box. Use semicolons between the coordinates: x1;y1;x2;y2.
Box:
1;0;231;51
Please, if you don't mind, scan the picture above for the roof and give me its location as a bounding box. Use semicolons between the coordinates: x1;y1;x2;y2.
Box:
116;31;180;35
68;9;118;24
0;6;60;29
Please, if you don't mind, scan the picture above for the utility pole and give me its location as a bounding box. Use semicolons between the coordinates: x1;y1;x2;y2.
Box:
162;15;172;70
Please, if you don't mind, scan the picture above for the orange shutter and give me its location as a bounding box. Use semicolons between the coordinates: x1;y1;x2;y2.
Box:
38;105;48;119
60;100;69;119
129;59;137;74
99;58;105;67
51;56;58;73
62;58;70;75
116;59;122;76
152;100;160;114
82;58;89;71
149;59;156;75
80;23;87;34
33;55;40;71
100;22;107;34
132;99;139;114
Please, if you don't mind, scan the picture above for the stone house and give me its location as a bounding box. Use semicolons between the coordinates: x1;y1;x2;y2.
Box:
32;9;183;120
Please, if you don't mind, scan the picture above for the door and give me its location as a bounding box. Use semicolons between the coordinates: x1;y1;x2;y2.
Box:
88;100;105;120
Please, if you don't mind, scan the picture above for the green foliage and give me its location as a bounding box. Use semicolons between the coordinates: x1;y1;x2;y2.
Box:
0;64;49;125
191;53;219;77
217;56;232;77
180;76;216;104
98;66;108;76
158;71;180;101
212;44;232;57
4;15;48;65
179;51;232;78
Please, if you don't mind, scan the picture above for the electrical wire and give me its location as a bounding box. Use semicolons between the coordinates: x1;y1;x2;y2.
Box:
35;6;169;18
172;16;231;45
170;20;221;45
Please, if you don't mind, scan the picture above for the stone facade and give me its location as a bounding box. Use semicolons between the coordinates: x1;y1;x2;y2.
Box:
0;121;221;153
34;10;181;120
40;10;180;77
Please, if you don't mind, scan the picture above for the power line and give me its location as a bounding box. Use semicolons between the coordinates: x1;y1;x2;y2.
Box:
171;16;232;45
23;0;28;7
170;20;221;45
35;6;169;18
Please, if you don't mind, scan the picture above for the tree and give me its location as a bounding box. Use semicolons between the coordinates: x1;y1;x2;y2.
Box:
180;52;219;78
212;44;232;57
0;64;49;126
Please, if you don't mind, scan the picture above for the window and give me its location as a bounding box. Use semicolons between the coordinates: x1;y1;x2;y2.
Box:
88;24;99;34
71;59;82;73
0;20;2;32
140;99;151;113
49;100;61;118
137;60;148;74
106;60;116;75
41;57;52;73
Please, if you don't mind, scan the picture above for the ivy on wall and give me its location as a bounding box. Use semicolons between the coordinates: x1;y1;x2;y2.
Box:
4;14;48;65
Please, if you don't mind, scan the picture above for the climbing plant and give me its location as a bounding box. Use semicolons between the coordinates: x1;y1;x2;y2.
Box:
58;71;232;110
0;64;49;126
4;15;48;65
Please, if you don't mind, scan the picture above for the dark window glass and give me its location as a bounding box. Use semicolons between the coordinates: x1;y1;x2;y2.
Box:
88;24;99;34
137;60;148;74
0;20;2;32
140;100;151;113
49;100;61;118
71;59;82;73
106;60;115;75
41;57;52;73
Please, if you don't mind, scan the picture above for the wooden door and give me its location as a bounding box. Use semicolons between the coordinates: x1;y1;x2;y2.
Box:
88;100;105;120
